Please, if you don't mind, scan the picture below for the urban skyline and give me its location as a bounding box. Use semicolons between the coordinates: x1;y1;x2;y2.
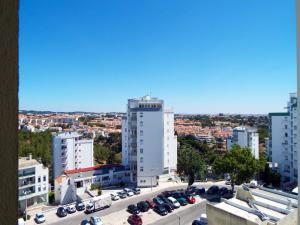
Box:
19;0;296;114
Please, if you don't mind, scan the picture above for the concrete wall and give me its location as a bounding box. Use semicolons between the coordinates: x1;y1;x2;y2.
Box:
206;203;260;225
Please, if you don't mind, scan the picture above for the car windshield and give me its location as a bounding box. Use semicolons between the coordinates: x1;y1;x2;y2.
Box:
37;214;44;218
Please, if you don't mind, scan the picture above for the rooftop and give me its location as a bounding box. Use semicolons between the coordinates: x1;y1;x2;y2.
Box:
19;157;40;168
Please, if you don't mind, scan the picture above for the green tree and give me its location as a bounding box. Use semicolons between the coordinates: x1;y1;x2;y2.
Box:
177;144;206;186
93;144;111;164
213;145;260;191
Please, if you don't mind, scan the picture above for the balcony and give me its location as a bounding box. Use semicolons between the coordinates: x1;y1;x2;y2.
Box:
19;180;35;189
18;171;35;178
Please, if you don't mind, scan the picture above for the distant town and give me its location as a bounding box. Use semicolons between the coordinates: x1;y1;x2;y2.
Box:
18;93;298;225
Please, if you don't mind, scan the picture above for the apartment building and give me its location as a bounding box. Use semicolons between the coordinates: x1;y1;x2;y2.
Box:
268;93;298;186
226;126;259;159
122;96;177;187
18;155;49;213
52;132;94;179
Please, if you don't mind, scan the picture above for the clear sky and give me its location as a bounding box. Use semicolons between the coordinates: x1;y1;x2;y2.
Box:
19;0;296;114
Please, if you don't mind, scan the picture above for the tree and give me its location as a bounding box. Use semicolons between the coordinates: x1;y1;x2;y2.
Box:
260;163;281;188
213;145;260;191
93;144;111;164
177;144;206;186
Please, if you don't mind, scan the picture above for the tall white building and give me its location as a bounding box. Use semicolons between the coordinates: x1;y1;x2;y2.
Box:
18;155;49;213
52;132;94;179
268;93;298;186
122;96;177;187
227;126;259;159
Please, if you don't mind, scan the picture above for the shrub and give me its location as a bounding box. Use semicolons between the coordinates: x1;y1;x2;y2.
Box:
48;191;55;204
98;189;102;196
119;181;125;187
90;183;100;190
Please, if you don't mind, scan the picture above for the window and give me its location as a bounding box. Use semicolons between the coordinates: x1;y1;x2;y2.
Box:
140;113;143;118
140;167;144;172
140;148;143;153
140;130;143;136
38;186;41;192
38;177;41;183
140;157;143;163
43;176;46;182
140;139;143;144
140;121;143;126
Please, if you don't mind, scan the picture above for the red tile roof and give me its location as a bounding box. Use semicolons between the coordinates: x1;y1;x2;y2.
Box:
64;164;122;174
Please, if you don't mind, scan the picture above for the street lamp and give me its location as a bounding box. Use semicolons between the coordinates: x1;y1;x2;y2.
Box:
150;168;158;192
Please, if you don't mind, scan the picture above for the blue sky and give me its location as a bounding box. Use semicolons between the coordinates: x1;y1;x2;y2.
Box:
19;0;296;114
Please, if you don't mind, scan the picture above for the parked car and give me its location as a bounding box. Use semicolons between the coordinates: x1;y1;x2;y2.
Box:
81;219;91;225
118;191;127;199
90;216;103;225
127;190;134;197
153;204;168;216
111;193;120;201
133;188;141;195
127;214;142;225
137;201;150;212
195;187;205;196
183;194;196;204
153;197;164;205
76;201;85;211
249;180;258;188
35;213;46;224
123;188;131;192
167;197;180;208
186;186;197;194
192;214;208;225
218;187;229;196
128;204;140;214
206;185;219;195
172;193;188;206
225;180;231;185
56;207;67;217
145;199;156;208
66;205;76;214
162;203;173;213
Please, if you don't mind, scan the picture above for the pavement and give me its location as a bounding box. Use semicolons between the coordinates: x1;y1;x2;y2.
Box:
25;180;226;225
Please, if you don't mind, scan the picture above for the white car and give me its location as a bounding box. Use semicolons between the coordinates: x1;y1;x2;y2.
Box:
127;191;134;197
168;197;180;208
90;216;103;225
249;180;258;188
35;213;46;224
110;193;120;201
66;204;76;213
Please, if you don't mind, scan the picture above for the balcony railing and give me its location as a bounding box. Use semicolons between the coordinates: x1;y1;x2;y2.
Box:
18;172;35;177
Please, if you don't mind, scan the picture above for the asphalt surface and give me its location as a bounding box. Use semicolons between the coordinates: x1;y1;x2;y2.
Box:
49;183;224;225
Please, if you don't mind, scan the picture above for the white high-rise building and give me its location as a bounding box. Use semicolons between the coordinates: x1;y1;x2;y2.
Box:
268;93;298;185
227;126;259;159
18;155;49;212
122;96;177;187
52;132;94;179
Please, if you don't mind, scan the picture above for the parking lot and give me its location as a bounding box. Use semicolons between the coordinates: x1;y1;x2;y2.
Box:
24;181;227;225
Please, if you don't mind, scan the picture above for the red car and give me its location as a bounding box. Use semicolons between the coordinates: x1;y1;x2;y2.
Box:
128;214;142;225
186;195;196;204
145;199;156;208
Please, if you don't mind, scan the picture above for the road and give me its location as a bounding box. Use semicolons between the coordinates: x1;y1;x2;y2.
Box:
42;183;226;225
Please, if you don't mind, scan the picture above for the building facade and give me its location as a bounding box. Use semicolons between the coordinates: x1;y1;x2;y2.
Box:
18;155;49;213
226;126;259;159
52;132;94;179
268;93;298;186
122;96;177;187
54;164;131;205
